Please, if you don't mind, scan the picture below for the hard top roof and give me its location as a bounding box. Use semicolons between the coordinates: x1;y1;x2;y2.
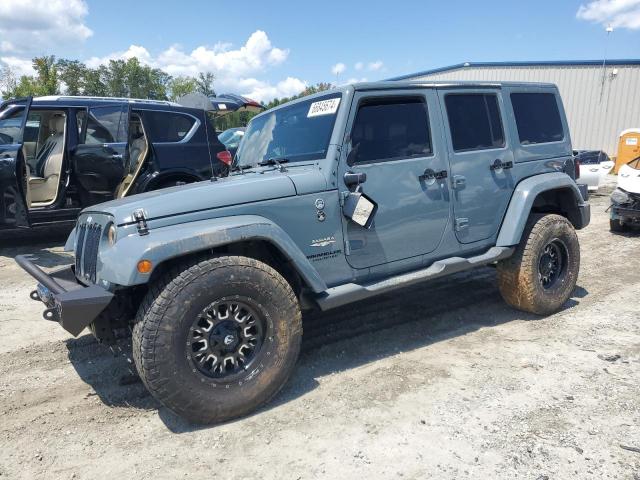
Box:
254;80;558;116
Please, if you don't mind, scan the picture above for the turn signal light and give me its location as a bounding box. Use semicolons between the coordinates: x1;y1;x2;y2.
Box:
216;150;233;165
137;260;153;274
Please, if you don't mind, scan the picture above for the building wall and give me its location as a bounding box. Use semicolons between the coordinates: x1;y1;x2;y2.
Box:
408;65;640;156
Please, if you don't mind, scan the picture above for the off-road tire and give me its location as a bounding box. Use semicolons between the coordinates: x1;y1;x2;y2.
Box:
497;214;580;315
132;255;302;424
609;218;627;232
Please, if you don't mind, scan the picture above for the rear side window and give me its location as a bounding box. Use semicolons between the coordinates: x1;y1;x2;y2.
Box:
511;93;564;145
350;98;432;164
445;94;504;152
141;111;196;143
84;106;126;144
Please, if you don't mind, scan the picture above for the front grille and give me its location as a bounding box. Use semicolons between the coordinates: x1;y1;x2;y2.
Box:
75;222;102;283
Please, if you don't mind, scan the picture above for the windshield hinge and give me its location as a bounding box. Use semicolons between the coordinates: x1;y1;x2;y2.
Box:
133;209;149;236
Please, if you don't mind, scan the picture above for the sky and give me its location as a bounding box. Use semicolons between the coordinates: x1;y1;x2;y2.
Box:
0;0;639;102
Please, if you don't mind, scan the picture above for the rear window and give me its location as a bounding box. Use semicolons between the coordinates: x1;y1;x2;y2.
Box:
349;97;432;164
141;111;197;143
511;93;564;145
445;94;504;152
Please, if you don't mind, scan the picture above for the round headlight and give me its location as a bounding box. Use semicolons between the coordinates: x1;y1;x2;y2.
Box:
107;224;117;246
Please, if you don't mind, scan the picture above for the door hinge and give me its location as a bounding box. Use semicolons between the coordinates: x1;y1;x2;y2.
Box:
455;217;469;231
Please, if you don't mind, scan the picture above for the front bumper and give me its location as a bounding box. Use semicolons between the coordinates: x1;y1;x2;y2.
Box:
612;205;640;223
15;255;114;336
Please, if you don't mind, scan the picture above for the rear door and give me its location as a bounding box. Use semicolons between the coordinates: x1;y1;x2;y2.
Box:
438;89;514;244
0;98;32;228
72;104;129;205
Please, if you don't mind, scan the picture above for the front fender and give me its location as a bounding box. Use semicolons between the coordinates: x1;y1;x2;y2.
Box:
98;215;328;292
496;172;589;247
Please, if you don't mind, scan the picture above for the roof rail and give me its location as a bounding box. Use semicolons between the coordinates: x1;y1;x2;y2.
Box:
35;95;181;106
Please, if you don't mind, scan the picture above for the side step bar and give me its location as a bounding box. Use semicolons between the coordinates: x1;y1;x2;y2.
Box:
315;246;514;311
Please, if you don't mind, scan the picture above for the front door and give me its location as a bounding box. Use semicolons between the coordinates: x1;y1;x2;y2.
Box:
438;90;514;244
341;90;450;269
0;97;32;228
72;104;129;206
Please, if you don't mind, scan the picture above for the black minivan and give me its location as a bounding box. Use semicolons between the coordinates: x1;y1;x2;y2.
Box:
0;95;262;230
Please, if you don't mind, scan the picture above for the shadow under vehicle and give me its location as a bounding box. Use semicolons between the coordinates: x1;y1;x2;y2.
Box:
0;94;263;231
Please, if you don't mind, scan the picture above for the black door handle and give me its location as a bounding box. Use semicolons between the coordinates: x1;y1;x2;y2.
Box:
419;169;448;181
490;159;513;171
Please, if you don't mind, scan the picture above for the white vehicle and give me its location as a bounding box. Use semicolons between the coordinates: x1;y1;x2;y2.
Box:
610;156;640;231
574;150;614;192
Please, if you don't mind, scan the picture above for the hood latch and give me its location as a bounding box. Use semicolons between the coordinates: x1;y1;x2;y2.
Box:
133;209;149;236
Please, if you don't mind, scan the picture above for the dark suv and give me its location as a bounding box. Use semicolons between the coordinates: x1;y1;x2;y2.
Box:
0;95;255;230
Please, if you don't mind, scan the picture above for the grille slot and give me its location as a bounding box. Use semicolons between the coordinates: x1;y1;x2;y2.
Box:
75;222;102;283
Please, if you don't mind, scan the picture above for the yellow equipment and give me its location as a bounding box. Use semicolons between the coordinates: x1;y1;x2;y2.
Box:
614;128;640;173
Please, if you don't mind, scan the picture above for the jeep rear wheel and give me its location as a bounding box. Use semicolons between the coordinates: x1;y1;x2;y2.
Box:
132;255;302;424
497;214;580;315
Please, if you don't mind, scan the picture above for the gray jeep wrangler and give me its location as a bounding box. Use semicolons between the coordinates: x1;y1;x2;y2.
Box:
18;81;590;424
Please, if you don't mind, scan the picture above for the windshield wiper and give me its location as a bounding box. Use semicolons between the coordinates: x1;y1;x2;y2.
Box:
258;157;289;172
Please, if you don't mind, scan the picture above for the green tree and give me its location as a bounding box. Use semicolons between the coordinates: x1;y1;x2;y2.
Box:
168;76;198;101
32;55;59;95
82;66;108;96
56;59;87;95
195;72;216;96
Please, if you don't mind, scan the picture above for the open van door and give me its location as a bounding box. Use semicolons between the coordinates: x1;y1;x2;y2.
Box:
0;97;32;228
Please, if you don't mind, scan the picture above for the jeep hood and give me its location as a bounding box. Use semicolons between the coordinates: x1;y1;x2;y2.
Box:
85;171;299;225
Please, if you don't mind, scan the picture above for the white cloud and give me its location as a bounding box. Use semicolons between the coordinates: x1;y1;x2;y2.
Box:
331;62;346;76
0;56;34;76
0;0;92;54
368;60;384;71
354;62;364;71
83;31;304;103
577;0;640;29
344;77;368;85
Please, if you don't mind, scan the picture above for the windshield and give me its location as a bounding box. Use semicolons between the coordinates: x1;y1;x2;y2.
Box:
0;107;26;145
235;93;341;168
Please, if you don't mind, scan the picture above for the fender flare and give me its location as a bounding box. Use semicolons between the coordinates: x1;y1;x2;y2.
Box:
98;215;328;292
496;172;589;247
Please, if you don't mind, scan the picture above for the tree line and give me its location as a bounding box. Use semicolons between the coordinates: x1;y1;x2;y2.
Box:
0;55;332;130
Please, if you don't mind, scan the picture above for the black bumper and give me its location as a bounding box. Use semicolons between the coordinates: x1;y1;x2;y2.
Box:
15;255;114;336
613;205;640;222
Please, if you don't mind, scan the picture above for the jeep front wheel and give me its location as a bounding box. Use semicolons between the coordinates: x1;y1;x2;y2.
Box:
497;214;580;315
132;255;302;424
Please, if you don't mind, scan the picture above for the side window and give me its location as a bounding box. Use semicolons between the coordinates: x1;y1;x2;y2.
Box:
350;97;432;164
83;106;125;144
445;94;505;152
511;93;564;145
141;111;196;143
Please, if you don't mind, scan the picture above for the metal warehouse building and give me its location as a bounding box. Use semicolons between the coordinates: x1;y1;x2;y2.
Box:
390;60;640;156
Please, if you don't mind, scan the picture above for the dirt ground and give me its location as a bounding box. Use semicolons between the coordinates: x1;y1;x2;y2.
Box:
1;177;638;480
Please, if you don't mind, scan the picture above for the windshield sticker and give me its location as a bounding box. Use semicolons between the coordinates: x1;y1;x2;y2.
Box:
308;98;340;118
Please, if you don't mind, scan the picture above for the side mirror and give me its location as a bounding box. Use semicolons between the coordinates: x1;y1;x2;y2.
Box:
342;187;377;229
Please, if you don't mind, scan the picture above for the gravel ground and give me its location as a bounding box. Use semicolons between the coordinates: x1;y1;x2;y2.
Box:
0;177;638;480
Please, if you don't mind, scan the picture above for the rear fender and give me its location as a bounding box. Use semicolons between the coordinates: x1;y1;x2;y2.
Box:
98;215;327;292
496;172;589;247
